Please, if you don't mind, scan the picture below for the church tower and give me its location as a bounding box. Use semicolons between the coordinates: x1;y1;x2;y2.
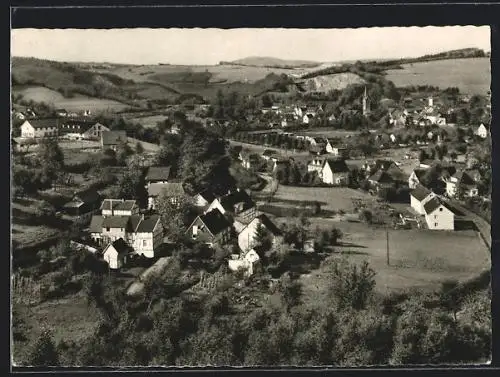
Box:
362;86;370;117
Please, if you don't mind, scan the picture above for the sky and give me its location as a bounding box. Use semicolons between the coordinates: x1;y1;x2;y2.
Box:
11;26;491;65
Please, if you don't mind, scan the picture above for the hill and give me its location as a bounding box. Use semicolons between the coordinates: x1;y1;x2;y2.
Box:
221;56;321;69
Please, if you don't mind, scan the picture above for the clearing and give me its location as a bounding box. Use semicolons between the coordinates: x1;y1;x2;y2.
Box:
12;86;129;112
385;58;490;95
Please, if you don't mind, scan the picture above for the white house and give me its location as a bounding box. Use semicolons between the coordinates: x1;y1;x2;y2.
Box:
237;214;282;252
193;189;217;208
319;159;350;186
325;140;348;157
423;197;455;230
476;123;489;139
102;238;131;269
205;189;256;224
147;182;185;210
100;199;139;217
408;169;427;189
20;119;59;139
410;185;436;215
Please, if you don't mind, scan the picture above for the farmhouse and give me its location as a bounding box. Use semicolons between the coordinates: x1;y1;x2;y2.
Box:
62;188;102;221
186;208;232;246
101;130;127;151
444;170;480;199
319;158;350;186
307;158;324;175
193;189;217;209
101;199;139;217
309;143;327;156
410;185;436;215
262;149;279;161
205;189;256;224
56;109;68;117
423;197;455;230
59;119;102;140
90;211;163;258
408;169;427;189
102;238;132;270
147;182;185;210
237;214;283;252
20;118;59;139
476;123;489;139
145;166;171;187
241;153;261;170
325;140;349;157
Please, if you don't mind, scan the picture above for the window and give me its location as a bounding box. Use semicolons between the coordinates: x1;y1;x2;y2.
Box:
439;208;443;212
193;225;198;236
435;223;438;227
143;240;147;247
106;227;110;231
434;215;437;219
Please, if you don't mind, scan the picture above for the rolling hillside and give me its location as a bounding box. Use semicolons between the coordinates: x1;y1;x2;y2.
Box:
223;56;321;69
297;72;366;93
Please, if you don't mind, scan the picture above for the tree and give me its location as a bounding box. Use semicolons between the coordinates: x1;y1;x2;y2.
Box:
156;194;197;244
329;227;343;245
117;170;147;206
135;141;144;155
254;223;273;253
27;330;60;366
328;259;376;310
278;273;302;312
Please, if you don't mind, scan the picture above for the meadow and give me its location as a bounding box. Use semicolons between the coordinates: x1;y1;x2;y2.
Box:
13;86;129;112
385;58;491;95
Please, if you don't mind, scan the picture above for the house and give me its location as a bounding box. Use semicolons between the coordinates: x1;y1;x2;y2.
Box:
100;199;139;217
309;143;327;156
186;208;232;246
242;153;261;170
169;124;180;134
410;185;436;215
319;158;350;186
389;109;407;127
228;249;261;277
325;140;348;157
408;169;427;189
101;130;127;151
271;159;291;173
58;119;99;140
102;238;132;270
82;122;110;140
302;114;314;124
205;189;257;223
390;134;397;144
90;213;163;258
62;188;102;221
147;182;185;210
56;109;68;117
262;149;279;161
145;166;171;187
476;123;489;139
444;170;480;199
366;159;407;184
20;119;59;139
423;197;455;230
237;214;283;252
309;137;324;147
307;158;324;175
193;189;217;209
368;170;395;191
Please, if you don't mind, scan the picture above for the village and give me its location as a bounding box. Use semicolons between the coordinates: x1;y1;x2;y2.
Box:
10;27;492;367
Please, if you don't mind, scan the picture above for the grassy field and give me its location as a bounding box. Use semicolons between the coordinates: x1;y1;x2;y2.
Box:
385;58;490;95
300;128;360;138
295;219;490;300
13;294;101;364
13;86;129;112
127;114;168;129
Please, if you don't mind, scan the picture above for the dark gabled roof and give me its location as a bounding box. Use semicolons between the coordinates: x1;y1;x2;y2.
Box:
89;215;103;233
262;149;278;157
107;238;130;255
101;130;127;145
375;159;397;171
411;185;432;202
25;118;58;129
412;169;427;179
136;215;161;233
323;158;349;173
74;188;101;205
368;170;393;183
310;144;326;153
149;182;185;198
256;214;282;236
198;209;231;236
60;119;96;132
129;215;142;232
145;166;171;182
219;190;255;212
313;137;325;143
102;216;130;229
423;197;456;215
196;189;217;203
100;199;136;212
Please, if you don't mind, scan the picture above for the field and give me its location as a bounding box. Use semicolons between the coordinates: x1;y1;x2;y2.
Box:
127;114;168;129
385;58;491;95
298;72;365;93
298;220;490;301
12;86;129;112
301;128;360;138
13;294;101;364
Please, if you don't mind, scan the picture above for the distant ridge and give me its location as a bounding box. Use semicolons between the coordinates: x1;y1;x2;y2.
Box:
220;56;321;69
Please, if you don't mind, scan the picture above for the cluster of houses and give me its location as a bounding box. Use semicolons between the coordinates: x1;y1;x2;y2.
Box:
261;103;334;127
64;164;283;276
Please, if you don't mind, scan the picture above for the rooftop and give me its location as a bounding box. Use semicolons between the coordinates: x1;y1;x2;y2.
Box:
199;209;232;236
148;182;185;197
411;185;433;202
145;166;171;182
101;130;127;145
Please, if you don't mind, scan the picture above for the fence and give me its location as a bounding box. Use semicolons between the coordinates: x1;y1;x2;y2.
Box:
190;269;227;293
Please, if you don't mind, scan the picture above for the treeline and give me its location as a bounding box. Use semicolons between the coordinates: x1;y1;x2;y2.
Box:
16;257;491;366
